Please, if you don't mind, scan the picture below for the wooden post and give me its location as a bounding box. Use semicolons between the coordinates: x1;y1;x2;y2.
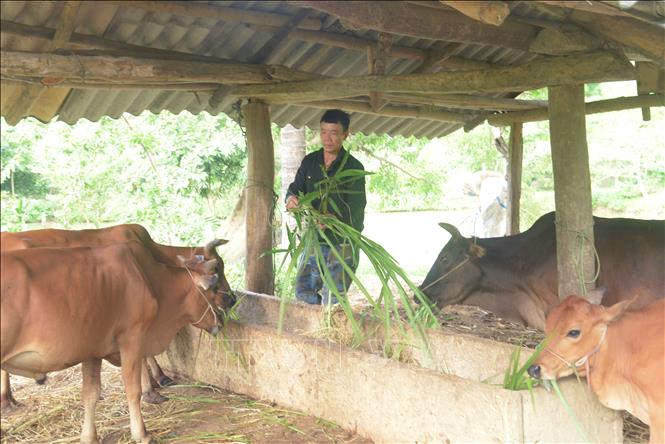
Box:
507;122;523;234
243;100;275;294
548;84;596;300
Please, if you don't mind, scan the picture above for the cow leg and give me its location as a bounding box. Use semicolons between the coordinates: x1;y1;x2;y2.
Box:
648;400;664;444
120;351;153;444
1;369;19;410
146;356;174;387
80;358;101;444
140;360;167;405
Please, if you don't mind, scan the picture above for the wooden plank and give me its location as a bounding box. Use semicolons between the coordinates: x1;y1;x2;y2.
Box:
107;1;322;31
439;1;511;26
0;50;307;85
507;123;523;235
229;52;636;102
568;9;665;65
292;1;538;51
548;84;595;300
243;100;275;295
487;93;665;125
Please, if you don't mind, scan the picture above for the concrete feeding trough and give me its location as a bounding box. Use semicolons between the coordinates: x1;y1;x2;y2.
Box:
158;291;622;443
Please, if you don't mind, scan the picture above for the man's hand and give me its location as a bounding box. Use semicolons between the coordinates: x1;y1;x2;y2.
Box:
286;195;299;211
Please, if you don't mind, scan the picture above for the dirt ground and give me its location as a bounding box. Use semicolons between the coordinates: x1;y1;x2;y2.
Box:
0;364;371;444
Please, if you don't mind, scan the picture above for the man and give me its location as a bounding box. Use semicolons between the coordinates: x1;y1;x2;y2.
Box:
285;109;367;305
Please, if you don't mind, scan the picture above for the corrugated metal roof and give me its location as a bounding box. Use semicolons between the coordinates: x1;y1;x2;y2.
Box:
1;1;662;138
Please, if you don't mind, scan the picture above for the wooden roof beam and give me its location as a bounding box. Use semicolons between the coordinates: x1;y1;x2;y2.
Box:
0;50;314;86
294;100;471;123
228;51;636;103
439;1;511;26
106;1;323;31
290;1;538;51
487;93;665;125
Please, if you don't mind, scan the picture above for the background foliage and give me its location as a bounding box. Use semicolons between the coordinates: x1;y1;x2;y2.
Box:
1;82;663;246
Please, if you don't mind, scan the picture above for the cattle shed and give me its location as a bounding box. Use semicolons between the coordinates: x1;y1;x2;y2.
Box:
1;0;664;298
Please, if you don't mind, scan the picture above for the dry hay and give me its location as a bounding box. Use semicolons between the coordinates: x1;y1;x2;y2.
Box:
0;362;371;444
437;303;650;444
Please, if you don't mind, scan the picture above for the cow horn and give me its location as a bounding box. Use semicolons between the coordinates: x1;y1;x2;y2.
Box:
205;239;229;255
438;222;463;238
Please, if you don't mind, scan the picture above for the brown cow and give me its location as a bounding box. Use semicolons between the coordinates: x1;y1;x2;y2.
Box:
1;240;226;443
0;225;234;409
527;295;664;443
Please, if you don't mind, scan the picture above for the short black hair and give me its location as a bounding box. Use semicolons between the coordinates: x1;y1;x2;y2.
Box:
320;109;350;133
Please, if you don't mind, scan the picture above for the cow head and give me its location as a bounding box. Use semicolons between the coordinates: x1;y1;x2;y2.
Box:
418;222;485;307
177;250;226;336
202;239;236;310
527;294;633;380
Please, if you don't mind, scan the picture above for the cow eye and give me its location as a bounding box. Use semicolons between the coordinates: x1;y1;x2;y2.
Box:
567;329;580;338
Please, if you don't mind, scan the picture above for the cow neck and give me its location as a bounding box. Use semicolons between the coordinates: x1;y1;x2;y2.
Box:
143;262;201;325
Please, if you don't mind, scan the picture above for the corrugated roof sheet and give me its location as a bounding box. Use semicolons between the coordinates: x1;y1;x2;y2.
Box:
1;1;662;138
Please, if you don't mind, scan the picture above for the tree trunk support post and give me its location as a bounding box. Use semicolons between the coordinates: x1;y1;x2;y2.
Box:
507;122;523;235
548;84;596;300
243;99;275;294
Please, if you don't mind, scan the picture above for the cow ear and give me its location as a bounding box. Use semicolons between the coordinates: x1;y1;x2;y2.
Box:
438;222;463;239
199;259;218;274
195;273;218;290
602;298;633;323
586;287;606;305
468;243;486;258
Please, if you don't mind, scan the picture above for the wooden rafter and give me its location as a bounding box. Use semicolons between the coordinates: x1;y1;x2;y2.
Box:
291;1;538;51
51;1;82;50
294;100;470;123
567;9;665;66
487;93;665;125
227;52;635;103
0;50;314;85
439;1;511;26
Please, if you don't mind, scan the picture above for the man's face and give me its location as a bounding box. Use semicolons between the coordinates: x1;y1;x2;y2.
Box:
320;122;348;156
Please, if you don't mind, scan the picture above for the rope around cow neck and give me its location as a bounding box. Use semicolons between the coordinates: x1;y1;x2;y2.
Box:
545;325;607;390
183;265;218;328
420;256;471;292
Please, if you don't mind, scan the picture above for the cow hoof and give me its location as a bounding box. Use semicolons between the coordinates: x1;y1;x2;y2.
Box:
35;376;47;385
157;375;175;387
142;390;168;404
1;397;21;412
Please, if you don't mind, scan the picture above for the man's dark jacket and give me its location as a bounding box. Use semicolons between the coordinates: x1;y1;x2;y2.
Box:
286;147;366;241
